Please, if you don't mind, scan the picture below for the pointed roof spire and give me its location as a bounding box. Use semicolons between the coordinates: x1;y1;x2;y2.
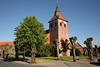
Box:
49;0;68;23
56;0;58;8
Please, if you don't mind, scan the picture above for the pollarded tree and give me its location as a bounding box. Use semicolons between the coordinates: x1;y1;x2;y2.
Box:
83;47;88;56
84;37;93;61
69;36;77;62
94;45;98;56
14;16;46;63
55;39;59;58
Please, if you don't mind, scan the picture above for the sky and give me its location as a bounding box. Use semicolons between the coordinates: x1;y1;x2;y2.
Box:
0;0;100;47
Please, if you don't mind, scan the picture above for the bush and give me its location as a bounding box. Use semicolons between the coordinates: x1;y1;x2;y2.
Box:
70;48;81;56
36;44;57;57
75;48;81;56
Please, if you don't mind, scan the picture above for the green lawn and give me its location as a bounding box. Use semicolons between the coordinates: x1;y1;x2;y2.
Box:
19;55;89;61
39;56;73;61
19;55;31;59
38;56;89;61
77;55;89;60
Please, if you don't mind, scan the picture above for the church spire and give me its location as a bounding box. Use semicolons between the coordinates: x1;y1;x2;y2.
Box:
49;0;68;23
56;0;58;8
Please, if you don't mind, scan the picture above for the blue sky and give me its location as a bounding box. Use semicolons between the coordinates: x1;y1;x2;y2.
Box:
0;0;100;47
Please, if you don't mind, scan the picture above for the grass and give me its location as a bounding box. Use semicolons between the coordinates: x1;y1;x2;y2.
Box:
37;57;58;60
19;55;89;61
19;55;31;59
77;55;89;60
38;56;88;61
60;56;73;61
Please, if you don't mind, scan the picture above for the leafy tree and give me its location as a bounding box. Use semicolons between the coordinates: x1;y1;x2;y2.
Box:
48;43;57;57
37;44;50;57
84;37;93;61
70;36;77;62
14;16;46;63
14;39;21;59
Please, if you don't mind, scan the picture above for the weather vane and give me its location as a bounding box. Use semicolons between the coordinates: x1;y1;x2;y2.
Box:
56;0;58;7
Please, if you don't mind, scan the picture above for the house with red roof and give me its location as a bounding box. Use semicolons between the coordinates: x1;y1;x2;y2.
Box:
0;42;15;57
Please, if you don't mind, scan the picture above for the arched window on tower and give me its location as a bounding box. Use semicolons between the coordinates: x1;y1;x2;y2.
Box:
60;23;62;26
64;24;66;27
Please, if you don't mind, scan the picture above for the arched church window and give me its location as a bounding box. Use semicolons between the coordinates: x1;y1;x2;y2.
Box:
60;23;62;26
64;24;66;27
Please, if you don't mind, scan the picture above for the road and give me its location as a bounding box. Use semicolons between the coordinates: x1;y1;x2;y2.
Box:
0;59;67;67
64;60;100;67
0;60;41;67
0;59;100;67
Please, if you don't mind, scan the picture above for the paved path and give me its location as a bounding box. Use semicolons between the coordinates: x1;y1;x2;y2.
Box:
63;60;100;67
0;60;40;67
0;58;100;67
0;59;67;67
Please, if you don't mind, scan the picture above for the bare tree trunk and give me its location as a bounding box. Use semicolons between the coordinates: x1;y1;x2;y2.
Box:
72;45;76;62
31;45;35;63
90;49;93;61
70;38;76;62
57;43;59;58
23;47;25;60
15;46;19;60
1;49;3;58
3;50;5;59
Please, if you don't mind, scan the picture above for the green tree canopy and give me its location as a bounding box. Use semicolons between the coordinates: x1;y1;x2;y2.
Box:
14;16;46;63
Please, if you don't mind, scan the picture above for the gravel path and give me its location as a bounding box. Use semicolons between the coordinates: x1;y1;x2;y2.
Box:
0;57;100;67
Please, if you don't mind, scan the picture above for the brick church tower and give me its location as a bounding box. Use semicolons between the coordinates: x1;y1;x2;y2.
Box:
48;6;70;56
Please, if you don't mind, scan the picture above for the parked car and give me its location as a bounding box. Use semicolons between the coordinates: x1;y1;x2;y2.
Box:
97;54;100;63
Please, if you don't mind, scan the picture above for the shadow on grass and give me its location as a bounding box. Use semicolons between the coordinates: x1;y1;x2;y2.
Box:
3;58;31;63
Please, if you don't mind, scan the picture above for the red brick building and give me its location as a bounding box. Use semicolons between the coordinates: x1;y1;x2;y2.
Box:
45;6;84;56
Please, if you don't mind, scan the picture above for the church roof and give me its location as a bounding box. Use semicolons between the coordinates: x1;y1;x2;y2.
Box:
49;6;68;23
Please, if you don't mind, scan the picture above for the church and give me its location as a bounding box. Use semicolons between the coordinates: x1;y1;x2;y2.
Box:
0;2;84;57
45;5;84;56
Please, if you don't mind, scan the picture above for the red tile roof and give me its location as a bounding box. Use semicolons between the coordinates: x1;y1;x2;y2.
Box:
49;6;68;23
0;42;14;46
